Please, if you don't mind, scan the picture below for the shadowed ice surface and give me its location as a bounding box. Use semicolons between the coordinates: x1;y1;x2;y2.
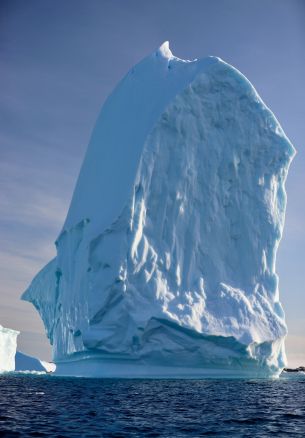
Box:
0;375;304;437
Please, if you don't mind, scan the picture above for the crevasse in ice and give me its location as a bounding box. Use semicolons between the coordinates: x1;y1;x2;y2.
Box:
22;43;295;377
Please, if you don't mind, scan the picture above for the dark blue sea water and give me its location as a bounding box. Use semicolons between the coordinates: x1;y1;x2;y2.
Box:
0;375;304;437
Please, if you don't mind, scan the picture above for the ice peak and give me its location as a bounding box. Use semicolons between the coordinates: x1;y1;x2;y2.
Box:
157;41;173;59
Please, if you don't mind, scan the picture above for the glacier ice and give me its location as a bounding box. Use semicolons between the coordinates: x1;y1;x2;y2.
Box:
0;324;54;373
22;42;295;378
15;351;49;372
0;325;19;372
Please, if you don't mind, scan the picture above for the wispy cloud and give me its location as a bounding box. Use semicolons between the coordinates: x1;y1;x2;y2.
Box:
0;157;69;359
0;158;68;279
286;335;305;368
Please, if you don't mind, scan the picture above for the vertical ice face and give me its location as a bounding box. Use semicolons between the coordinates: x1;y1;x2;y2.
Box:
22;43;295;377
0;325;19;372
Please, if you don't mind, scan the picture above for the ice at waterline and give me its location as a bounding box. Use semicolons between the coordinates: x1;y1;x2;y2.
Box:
0;324;54;373
22;42;295;378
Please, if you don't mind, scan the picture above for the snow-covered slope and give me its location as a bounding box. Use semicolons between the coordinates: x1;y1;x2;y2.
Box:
0;325;19;372
22;43;295;378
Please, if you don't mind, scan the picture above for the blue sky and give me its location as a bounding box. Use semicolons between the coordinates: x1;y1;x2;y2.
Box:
1;0;304;365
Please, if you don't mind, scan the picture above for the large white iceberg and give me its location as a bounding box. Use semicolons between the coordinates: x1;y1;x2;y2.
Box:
0;325;19;372
22;43;295;378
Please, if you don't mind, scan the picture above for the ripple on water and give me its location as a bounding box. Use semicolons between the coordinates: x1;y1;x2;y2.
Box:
0;376;304;437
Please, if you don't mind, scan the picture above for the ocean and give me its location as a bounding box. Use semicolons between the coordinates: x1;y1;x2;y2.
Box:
0;374;304;437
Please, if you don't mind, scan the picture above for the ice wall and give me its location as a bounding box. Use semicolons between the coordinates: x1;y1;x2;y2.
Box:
0;325;19;372
22;43;295;378
15;351;52;372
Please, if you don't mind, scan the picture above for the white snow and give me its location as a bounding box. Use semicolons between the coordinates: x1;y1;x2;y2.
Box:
0;325;19;372
158;41;173;59
40;360;56;373
22;43;295;378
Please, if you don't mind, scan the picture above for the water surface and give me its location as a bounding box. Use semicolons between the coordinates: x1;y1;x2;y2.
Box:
0;374;304;437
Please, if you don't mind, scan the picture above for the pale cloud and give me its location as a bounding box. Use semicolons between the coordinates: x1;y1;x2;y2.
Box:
285;335;305;368
0;186;67;230
0;158;68;360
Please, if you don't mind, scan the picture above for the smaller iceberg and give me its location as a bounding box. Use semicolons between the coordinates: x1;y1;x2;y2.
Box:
0;325;19;372
0;324;55;373
15;351;48;372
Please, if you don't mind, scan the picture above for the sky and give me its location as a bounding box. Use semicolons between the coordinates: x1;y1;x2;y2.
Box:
1;0;304;366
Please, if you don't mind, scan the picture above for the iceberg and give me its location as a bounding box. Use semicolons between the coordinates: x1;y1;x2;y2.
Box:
15;351;53;373
22;42;295;378
0;325;19;372
0;324;54;373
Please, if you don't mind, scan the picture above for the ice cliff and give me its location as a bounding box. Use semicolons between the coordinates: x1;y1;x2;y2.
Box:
22;42;295;378
0;325;19;372
0;324;53;373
